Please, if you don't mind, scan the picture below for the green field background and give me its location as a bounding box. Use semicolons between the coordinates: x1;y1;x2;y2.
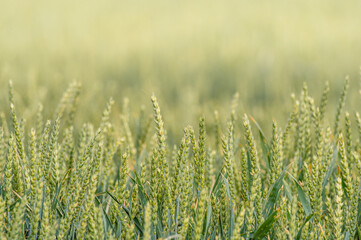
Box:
1;0;361;142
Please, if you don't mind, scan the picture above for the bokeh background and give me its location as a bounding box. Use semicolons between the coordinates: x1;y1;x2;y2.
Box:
1;0;361;142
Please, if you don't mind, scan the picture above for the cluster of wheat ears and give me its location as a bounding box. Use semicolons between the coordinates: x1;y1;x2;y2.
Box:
0;77;360;240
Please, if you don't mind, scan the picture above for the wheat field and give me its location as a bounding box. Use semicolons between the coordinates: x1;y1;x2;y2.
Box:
0;77;361;239
1;0;361;239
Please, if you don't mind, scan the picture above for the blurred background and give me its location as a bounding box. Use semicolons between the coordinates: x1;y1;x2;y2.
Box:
1;0;361;142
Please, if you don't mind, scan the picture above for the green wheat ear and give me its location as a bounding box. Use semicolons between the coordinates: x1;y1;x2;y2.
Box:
334;76;349;137
333;176;344;240
270;120;283;186
319;81;330;122
223;121;236;204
